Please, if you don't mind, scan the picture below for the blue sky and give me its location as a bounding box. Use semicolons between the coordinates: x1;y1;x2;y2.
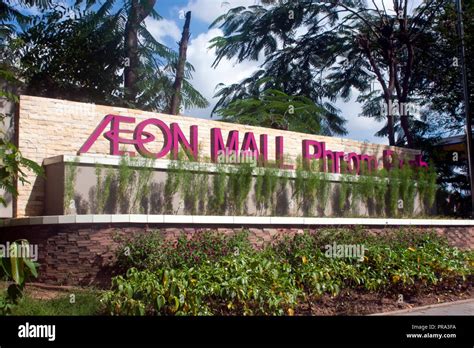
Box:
17;0;399;144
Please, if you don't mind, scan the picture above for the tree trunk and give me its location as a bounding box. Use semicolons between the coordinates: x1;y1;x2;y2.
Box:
124;0;156;104
399;100;414;148
124;0;139;103
169;11;191;115
358;35;396;146
386;96;395;146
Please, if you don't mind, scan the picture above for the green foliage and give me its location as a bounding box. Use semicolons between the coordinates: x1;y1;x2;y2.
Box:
164;156;184;214
209;1;445;145
317;171;330;216
105;228;473;316
348;179;360;216
399;164;417;216
293;159;324;216
0;240;39;315
161;152;435;218
209;163;227;215
373;169;388;216
64;160;78;214
338;175;351;215
164;150;214;214
163;151;209;215
0;89;44;207
117;155;135;211
215;88;325;134
0;39;43;209
272;228;473;294
131;157;155;214
196;171;209;214
16;4;208;112
114;230;252;271
304;167;320;216
94;165;114;214
19;5;125;104
181;169;197;214
0;138;44;207
417;165;438;213
293;160;306;213
180;167;209;215
255;165;279;214
228;163;254;215
8;291;101;316
94;155;157;214
388;167;401;217
104;253;300;316
356;165;374;216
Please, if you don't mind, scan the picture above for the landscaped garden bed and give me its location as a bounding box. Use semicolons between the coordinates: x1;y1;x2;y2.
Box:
1;228;472;316
297;278;473;315
100;228;473;316
1;278;471;316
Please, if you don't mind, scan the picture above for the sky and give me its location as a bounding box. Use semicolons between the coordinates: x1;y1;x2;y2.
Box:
147;0;393;144
16;0;424;145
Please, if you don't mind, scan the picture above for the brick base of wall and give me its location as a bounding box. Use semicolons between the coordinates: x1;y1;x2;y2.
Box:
0;223;472;286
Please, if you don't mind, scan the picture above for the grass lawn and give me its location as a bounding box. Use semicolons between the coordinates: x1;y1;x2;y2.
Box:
10;292;102;316
0;282;103;316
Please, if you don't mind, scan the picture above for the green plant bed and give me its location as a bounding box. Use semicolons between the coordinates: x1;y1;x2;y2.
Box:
114;230;253;272
103;228;474;316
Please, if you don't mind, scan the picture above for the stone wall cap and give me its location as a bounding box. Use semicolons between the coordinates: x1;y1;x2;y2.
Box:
1;215;473;227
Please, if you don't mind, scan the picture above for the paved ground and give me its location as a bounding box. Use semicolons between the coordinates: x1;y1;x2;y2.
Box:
379;299;474;316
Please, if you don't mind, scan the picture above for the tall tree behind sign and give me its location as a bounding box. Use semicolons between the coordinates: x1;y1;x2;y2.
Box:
168;11;192;115
210;0;447;147
4;1;208;113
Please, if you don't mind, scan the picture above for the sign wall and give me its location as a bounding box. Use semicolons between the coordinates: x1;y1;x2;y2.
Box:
17;95;421;217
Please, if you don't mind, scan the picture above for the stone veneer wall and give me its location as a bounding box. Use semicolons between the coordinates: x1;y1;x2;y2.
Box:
0;223;472;286
16;95;420;217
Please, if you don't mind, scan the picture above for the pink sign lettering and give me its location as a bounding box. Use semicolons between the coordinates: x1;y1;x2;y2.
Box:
80;115;428;173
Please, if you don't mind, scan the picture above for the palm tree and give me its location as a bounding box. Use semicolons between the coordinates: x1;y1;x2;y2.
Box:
8;0;208;113
88;0;208;112
1;0;51;35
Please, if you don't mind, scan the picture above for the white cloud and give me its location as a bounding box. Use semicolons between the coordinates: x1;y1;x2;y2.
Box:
181;0;258;24
180;3;388;143
335;96;386;144
185;28;262;118
183;27;385;143
144;18;182;43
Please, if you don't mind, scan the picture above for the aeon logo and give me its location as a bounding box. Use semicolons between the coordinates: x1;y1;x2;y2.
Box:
79;114;198;160
79;114;428;173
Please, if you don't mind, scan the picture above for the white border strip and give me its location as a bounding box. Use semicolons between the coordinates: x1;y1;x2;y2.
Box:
1;215;473;227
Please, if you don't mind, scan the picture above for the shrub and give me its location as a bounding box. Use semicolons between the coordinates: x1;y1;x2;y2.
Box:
103;253;301;316
0;240;39;315
114;230;253;272
106;228;473;316
270;228;473;294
